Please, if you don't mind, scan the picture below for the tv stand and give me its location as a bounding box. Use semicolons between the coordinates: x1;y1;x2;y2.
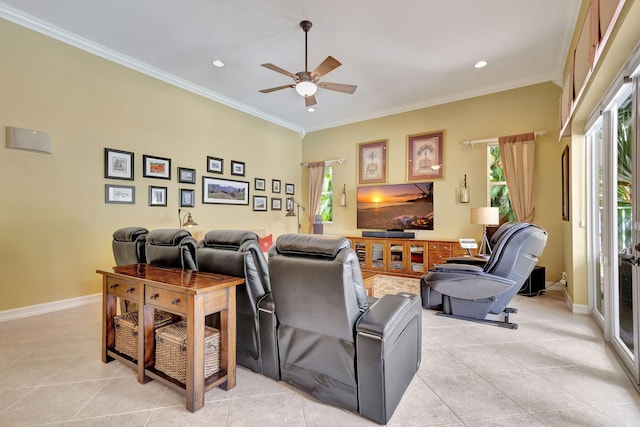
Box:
348;236;466;277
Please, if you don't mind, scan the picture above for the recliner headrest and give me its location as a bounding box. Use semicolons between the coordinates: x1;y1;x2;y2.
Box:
147;229;193;246
113;226;148;242
275;233;350;259
202;230;258;250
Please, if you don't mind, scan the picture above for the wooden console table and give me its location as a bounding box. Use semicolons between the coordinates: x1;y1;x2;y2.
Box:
97;264;244;412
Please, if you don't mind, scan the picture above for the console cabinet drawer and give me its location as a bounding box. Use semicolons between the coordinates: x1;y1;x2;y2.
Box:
146;286;187;314
106;277;140;300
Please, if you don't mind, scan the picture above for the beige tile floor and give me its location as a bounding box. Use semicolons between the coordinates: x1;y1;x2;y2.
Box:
1;278;640;426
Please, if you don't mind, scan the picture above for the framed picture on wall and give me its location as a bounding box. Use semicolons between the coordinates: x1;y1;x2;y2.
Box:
253;195;268;211
357;140;387;184
105;184;135;204
407;131;444;180
285;183;295;195
231;160;245;176
202;176;249;205
178;167;196;184
180;188;195;207
207;156;223;174
104;148;134;180
255;178;266;191
271;197;282;210
148;186;167;206
272;179;281;193
143;155;171;180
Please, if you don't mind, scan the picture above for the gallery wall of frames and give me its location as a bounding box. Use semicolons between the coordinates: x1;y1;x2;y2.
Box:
103;147;296;212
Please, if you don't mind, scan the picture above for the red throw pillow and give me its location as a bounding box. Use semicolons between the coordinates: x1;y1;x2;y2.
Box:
259;234;273;252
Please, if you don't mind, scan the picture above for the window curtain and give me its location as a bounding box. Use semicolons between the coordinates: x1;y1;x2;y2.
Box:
307;162;325;233
498;132;536;222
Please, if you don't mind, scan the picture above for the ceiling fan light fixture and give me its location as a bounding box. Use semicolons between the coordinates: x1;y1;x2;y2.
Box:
295;81;317;97
307;107;315;112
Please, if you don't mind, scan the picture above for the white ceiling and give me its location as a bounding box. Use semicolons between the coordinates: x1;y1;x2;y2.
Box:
0;0;581;134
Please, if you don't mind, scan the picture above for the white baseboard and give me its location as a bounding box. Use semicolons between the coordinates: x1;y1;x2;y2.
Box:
558;285;590;315
0;293;101;322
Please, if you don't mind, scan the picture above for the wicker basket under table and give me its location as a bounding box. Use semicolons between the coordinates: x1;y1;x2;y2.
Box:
155;320;221;384
114;310;173;360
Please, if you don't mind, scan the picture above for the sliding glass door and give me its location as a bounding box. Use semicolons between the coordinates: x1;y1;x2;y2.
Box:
588;81;639;384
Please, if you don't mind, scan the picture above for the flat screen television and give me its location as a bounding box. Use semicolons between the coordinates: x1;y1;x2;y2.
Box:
357;182;434;230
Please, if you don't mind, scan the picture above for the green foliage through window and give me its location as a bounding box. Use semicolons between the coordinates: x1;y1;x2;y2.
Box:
318;166;333;222
488;145;516;221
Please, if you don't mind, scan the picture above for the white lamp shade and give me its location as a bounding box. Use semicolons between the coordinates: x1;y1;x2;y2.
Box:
295;81;317;97
470;207;500;225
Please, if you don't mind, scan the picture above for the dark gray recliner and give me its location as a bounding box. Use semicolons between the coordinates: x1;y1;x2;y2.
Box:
145;229;198;271
421;222;547;329
266;233;422;425
112;226;149;312
112;226;148;266
196;230;274;374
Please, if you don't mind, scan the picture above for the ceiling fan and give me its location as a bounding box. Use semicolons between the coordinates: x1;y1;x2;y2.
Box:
259;20;357;108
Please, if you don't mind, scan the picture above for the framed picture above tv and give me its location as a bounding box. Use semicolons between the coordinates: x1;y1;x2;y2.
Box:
357;182;434;230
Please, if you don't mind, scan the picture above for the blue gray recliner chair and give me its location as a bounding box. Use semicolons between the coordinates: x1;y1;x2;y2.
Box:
265;233;422;424
196;230;274;375
421;222;547;329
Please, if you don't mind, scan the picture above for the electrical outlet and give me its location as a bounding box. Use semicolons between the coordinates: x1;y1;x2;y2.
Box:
560;271;568;286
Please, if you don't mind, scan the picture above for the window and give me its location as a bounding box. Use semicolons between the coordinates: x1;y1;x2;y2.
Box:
318;165;333;222
488;145;516;221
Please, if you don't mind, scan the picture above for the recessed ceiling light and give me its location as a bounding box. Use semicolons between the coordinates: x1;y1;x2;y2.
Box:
307;107;315;112
211;59;225;67
474;60;488;69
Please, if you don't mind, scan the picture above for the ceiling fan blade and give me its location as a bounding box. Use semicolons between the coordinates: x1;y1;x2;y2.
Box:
317;82;357;94
261;63;299;80
259;84;295;94
311;56;341;79
305;95;317;107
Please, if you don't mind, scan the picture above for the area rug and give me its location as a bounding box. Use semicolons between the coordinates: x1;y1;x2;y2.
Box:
372;274;420;297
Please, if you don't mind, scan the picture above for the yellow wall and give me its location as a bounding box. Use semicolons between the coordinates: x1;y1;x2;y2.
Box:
0;19;301;310
302;82;564;282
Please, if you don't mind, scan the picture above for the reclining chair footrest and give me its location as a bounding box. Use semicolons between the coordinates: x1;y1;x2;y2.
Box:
436;312;519;329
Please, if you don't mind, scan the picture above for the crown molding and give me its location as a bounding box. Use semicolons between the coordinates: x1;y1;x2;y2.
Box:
0;4;304;135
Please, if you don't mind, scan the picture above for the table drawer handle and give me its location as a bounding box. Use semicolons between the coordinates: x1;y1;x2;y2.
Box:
171;298;180;305
126;288;135;294
150;293;159;300
110;284;119;289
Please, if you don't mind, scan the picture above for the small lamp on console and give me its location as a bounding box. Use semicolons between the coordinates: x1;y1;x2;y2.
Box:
470;207;499;256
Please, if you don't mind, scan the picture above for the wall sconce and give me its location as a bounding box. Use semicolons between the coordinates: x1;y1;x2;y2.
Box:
460;174;470;203
285;198;306;233
340;184;347;207
178;208;198;228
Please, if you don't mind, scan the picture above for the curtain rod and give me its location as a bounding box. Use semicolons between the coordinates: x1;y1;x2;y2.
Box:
462;130;547;146
300;157;344;166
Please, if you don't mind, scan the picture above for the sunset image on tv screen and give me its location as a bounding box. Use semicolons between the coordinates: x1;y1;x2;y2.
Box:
357;182;433;230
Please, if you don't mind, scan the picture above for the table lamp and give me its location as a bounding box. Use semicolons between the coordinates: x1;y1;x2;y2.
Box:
470;207;500;256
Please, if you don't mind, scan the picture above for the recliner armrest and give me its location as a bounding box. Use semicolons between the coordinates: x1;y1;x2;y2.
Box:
356;293;417;339
432;263;484;273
